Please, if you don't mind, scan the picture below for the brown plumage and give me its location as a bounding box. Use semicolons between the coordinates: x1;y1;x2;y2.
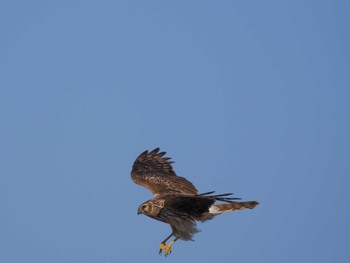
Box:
131;148;259;256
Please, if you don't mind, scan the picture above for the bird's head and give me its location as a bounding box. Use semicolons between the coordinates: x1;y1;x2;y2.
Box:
137;201;152;215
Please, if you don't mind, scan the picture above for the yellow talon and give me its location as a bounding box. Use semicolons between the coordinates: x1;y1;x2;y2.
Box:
164;240;175;256
159;242;167;254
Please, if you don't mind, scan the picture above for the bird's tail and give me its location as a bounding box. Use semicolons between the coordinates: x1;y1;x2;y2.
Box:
209;201;259;215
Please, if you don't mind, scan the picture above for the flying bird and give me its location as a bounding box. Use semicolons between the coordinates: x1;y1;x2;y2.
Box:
131;148;259;256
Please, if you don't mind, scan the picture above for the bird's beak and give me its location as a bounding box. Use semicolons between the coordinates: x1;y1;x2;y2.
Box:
137;208;142;215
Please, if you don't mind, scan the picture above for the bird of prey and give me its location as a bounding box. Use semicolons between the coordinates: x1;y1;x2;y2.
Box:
131;148;259;256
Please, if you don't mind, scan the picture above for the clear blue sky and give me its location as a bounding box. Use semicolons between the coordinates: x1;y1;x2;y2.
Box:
1;1;349;262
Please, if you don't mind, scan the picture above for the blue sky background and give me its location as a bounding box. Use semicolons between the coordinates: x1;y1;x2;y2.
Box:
1;1;349;262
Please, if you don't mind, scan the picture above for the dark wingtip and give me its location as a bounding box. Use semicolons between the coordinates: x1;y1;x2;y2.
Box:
158;151;166;157
139;149;149;157
138;148;161;158
198;191;216;196
150;148;160;154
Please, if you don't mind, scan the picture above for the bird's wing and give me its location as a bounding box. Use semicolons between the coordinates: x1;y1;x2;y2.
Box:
163;192;240;216
131;148;198;196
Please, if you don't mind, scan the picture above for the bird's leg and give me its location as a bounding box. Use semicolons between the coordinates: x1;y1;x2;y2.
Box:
159;232;173;254
164;237;179;257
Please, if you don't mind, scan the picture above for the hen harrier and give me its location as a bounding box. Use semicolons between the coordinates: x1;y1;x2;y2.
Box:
131;148;259;256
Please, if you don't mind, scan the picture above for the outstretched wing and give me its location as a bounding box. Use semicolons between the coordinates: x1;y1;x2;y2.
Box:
131;148;198;196
158;193;241;240
163;192;241;217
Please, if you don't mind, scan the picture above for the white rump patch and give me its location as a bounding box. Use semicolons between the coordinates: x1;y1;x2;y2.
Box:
209;205;221;215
